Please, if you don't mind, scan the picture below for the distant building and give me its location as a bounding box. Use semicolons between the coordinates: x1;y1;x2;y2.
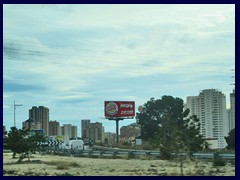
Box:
81;119;90;140
49;120;60;136
81;120;105;144
104;132;116;146
89;122;104;144
230;89;235;130
22;118;35;130
29;106;49;135
203;138;218;149
60;126;64;136
120;123;141;143
59;124;78;141
186;89;228;149
71;125;78;139
227;109;232;132
63;124;72;141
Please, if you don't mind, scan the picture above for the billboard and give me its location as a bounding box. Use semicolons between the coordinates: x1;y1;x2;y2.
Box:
104;101;135;118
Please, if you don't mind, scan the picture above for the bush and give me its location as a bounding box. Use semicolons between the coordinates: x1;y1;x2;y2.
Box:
56;163;69;170
142;143;155;150
127;152;135;159
61;172;74;176
160;148;173;160
213;158;226;167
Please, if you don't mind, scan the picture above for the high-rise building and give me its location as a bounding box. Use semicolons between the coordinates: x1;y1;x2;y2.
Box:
104;132;116;146
230;89;235;130
63;124;72;140
60;124;78;141
89;122;104;143
49;120;60;136
81;120;104;143
186;89;228;149
71;126;78;139
59;126;64;136
186;96;200;116
81;119;90;140
22;118;35;130
29;106;49;135
227;109;232;132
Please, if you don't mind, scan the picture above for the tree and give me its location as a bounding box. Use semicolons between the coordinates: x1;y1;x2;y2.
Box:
136;96;204;160
225;128;235;150
6;127;46;163
3;126;8;149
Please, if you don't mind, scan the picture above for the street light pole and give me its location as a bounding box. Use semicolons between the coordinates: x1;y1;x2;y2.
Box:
14;100;23;127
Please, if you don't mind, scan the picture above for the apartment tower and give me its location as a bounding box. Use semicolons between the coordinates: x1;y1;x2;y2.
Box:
81;119;90;140
49;120;60;136
71;125;78;139
29;106;49;135
229;89;235;130
186;89;228;149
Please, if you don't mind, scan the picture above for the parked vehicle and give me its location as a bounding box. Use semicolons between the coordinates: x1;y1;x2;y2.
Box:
60;140;84;151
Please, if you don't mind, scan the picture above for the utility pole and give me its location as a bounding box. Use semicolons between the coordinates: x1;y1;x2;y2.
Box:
14;100;23;127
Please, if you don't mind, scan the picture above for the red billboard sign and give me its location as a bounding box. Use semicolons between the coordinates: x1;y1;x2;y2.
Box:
104;101;135;118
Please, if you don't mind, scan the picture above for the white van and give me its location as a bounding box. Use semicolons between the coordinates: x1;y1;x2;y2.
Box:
65;140;84;151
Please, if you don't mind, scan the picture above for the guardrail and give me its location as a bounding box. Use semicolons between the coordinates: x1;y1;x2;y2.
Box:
43;146;235;160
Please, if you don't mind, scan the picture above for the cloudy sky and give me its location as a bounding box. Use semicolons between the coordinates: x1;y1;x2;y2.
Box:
3;4;235;134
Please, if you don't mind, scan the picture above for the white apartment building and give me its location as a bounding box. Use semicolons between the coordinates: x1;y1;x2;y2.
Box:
230;89;235;130
186;89;228;149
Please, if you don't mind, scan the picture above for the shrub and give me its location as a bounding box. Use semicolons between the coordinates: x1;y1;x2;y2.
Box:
56;163;69;170
127;152;135;159
213;158;226;167
109;169;115;172
61;172;74;176
142;143;155;150
4;170;16;175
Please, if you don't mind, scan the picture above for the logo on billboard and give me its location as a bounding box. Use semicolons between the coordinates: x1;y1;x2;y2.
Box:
105;102;118;115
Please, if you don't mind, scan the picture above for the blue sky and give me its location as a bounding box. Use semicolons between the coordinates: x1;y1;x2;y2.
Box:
3;4;235;135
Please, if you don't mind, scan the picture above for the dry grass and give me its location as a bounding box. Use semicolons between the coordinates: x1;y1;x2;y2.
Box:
44;160;81;170
3;152;235;176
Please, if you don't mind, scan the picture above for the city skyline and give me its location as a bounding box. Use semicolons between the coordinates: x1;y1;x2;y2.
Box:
3;4;235;132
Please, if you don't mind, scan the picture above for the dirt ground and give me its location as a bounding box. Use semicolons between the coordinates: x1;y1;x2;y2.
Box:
3;152;235;176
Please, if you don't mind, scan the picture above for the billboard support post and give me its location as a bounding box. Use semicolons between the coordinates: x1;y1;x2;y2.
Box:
107;117;123;145
104;101;135;146
116;119;119;145
115;118;123;145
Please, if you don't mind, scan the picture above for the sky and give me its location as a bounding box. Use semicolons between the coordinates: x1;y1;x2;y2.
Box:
3;4;235;135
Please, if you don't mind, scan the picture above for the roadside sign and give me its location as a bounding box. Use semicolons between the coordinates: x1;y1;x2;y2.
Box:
135;139;142;146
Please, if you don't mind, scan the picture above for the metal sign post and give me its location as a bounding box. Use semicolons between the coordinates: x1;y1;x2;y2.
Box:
107;117;123;145
14;100;23;127
115;118;123;145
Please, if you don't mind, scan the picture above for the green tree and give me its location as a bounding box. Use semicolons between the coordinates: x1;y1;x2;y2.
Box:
136;96;204;160
3;126;7;136
3;126;8;149
6;127;46;162
225;128;235;150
